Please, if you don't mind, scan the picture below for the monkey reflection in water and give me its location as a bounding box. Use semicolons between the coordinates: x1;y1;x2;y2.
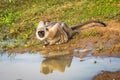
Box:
40;56;72;75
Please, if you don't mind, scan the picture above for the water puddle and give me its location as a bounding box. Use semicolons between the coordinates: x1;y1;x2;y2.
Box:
0;52;120;80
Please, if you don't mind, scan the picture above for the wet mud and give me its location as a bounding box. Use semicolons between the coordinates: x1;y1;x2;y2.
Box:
8;20;120;57
93;71;120;80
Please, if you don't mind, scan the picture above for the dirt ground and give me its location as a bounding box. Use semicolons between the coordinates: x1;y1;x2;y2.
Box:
93;71;120;80
8;20;120;80
9;20;120;56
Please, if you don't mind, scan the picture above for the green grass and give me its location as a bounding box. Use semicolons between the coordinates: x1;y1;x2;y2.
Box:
82;30;98;37
96;45;105;51
0;0;120;51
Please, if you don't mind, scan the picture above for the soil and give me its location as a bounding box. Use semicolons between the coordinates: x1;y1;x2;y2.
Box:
7;20;120;80
8;20;120;57
93;71;120;80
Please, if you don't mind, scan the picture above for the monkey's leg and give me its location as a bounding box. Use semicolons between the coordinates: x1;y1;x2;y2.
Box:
61;23;74;38
50;23;68;45
56;24;69;44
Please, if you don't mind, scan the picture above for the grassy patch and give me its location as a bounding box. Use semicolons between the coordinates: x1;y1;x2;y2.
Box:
82;29;98;37
96;45;105;51
0;0;120;50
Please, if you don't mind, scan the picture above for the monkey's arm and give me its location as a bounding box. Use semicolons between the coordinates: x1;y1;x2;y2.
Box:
47;23;68;45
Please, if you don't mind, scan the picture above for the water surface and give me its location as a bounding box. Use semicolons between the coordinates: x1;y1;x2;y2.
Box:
0;52;120;80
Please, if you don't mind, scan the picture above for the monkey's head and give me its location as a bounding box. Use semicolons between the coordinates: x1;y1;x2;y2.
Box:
36;21;50;41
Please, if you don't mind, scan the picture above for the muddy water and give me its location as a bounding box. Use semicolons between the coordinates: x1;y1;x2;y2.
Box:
0;52;120;80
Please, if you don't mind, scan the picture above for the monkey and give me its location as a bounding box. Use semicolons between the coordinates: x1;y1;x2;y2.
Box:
36;20;106;46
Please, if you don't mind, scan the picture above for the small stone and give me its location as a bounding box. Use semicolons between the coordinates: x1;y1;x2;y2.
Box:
43;46;46;48
94;61;97;64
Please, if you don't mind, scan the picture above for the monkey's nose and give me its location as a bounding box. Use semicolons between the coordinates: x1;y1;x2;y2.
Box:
38;31;45;38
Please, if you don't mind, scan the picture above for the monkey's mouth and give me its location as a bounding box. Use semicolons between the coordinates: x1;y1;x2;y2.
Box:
38;31;45;38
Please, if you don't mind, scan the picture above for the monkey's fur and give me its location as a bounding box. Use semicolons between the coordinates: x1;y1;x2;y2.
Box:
36;20;106;46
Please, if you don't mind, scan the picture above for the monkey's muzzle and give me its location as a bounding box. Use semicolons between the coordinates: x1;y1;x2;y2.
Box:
38;31;45;38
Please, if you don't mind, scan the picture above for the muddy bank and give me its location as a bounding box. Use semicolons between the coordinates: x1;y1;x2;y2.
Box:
93;71;120;80
8;20;120;57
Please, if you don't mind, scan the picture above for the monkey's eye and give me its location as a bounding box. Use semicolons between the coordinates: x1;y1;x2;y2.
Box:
46;28;49;31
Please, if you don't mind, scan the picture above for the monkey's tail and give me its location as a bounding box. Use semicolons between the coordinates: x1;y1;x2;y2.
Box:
71;20;106;30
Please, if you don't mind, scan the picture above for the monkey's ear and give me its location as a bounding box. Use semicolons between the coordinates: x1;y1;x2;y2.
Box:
38;21;45;27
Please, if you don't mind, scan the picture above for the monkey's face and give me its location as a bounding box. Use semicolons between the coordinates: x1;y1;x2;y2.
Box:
38;30;45;38
37;27;49;38
36;21;49;41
